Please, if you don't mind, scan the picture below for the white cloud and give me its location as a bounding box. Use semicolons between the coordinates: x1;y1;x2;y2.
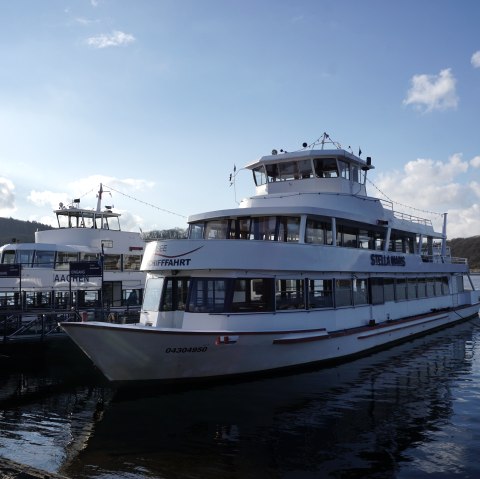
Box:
471;51;480;68
86;30;135;49
90;0;99;6
0;177;15;213
403;68;458;112
470;156;480;168
371;153;480;238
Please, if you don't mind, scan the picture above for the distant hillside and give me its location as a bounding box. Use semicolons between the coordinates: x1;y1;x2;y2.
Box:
449;236;480;272
0;217;52;245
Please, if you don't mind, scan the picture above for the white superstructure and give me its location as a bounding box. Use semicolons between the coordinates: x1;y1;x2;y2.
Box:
0;185;145;317
61;135;480;382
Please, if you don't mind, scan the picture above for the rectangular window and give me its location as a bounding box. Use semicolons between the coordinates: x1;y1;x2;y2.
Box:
384;278;395;302
189;223;205;239
341;226;358;248
353;278;368;305
205;220;228;239
370;278;384;305
314;158;339;178
230;278;274;312
407;278;417;299
395;278;407;301
56;251;78;270
305;218;326;244
187;278;227;313
278;217;300;242
338;160;350;180
297;159;313;178
1;250;16;264
160;277;189;311
104;254;121;271
143;277;164;312
123;254;142;271
253;217;277;241
417;278;427;298
17;250;34;266
275;279;305;310
34;250;55;268
253;166;267;186
442;277;449;295
426;279;435;297
335;279;352;307
307;279;333;309
358;230;373;249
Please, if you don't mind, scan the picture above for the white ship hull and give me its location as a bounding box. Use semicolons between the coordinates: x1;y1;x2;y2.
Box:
62;301;479;382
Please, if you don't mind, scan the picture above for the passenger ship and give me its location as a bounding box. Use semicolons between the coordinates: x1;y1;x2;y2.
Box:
0;185;145;319
61;135;480;382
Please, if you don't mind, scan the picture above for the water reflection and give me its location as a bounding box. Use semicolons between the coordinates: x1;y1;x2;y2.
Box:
0;319;480;478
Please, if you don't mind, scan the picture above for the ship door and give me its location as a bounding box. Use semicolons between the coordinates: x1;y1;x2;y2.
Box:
103;281;122;308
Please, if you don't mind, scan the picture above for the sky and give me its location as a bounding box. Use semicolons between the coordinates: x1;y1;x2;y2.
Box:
1;0;480;239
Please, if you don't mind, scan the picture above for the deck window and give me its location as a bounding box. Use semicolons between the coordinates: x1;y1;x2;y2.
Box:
104;254;121;271
353;278;368;305
407;278;417;299
384;278;395;302
230;278;274;312
252;217;277;241
370;278;384;305
307;279;333;308
56;252;78;270
161;277;189;311
278;217;300;242
275;279;305;310
395;278;407;300
335;279;352;307
17;250;34;267
1;250;16;264
417;278;427;298
34;250;55;268
123;254;142;271
305;218;331;244
205;220;228;239
189;223;205;239
187;278;227;313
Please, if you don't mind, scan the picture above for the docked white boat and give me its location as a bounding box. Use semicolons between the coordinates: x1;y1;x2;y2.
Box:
61;134;480;382
0;184;145;319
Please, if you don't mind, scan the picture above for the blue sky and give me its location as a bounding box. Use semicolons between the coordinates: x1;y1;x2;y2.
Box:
1;0;480;238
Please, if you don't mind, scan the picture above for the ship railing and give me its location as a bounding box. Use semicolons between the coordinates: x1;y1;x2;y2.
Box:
379;199;433;226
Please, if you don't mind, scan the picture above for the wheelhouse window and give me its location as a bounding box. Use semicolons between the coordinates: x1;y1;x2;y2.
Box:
314;157;339;178
253;166;267;186
338;160;350;180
